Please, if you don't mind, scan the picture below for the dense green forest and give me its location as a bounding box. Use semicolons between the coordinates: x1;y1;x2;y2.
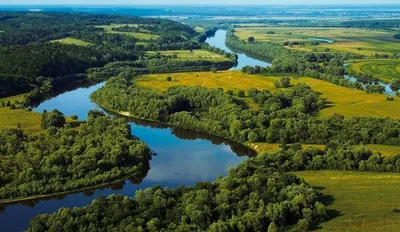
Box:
28;145;328;232
91;76;400;146
0;12;202;98
0;110;152;200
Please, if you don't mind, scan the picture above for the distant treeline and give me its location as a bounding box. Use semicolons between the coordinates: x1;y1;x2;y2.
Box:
341;19;400;30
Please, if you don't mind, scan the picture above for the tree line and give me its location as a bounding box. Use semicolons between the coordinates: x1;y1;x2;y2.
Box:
91;76;400;146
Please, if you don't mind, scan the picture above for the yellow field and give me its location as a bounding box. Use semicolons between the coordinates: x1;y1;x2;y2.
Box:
51;37;92;47
97;24;159;40
135;70;400;119
234;27;400;56
0;107;43;133
147;49;229;61
296;171;400;232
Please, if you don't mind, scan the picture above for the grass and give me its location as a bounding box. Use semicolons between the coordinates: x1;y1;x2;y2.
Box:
51;37;92;47
135;70;400;119
234;27;400;56
0;108;43;134
295;170;400;231
96;24;159;40
347;59;400;82
147;50;229;61
250;142;400;156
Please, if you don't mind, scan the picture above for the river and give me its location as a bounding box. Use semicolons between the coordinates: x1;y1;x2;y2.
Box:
0;30;262;231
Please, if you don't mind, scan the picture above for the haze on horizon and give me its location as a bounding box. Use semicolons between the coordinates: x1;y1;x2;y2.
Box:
3;0;400;5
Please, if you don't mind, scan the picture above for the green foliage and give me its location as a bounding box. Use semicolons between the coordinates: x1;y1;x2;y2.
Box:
166;76;172;82
0;110;151;200
365;84;385;94
92;76;400;146
41;109;66;129
391;79;400;91
27;149;327;231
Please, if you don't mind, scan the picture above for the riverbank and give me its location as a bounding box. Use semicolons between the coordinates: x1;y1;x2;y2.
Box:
0;168;147;205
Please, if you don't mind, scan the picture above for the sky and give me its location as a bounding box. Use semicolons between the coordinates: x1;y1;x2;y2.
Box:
3;0;400;5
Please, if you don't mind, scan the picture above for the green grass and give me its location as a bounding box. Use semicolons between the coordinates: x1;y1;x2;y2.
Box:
51;37;92;47
347;59;400;82
147;50;229;61
0;94;79;134
295;171;400;231
0;94;43;133
135;70;400;119
96;24;159;41
234;27;400;56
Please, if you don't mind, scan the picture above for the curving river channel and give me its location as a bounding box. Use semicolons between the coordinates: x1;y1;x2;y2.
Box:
0;30;265;231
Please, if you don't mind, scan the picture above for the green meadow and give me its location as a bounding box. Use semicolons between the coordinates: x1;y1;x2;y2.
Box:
295;171;400;232
234;27;400;56
347;59;400;82
51;37;92;47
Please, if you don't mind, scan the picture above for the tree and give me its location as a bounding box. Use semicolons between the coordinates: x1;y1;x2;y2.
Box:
280;77;291;88
70;115;79;120
274;80;281;88
247;36;255;44
238;90;245;97
41;109;66;129
211;67;217;73
167;76;172;82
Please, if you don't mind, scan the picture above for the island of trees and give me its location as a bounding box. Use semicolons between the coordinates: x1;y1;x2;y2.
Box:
0;110;152;201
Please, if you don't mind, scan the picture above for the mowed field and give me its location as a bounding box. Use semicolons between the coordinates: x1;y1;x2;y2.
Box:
96;24;159;40
234;27;400;56
147;50;230;61
295;171;400;232
347;59;400;82
0;94;43;133
249;142;400;157
51;37;92;47
135;70;400;119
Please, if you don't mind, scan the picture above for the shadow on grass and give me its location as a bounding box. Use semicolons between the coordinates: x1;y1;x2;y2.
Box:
311;185;343;231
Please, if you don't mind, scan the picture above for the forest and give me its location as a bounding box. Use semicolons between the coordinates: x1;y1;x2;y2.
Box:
0;12;203;98
28;145;328;232
0;110;152;200
91;76;400;146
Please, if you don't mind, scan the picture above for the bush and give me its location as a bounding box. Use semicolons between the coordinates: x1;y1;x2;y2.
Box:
166;76;172;82
237;90;245;97
70;115;79;120
387;96;395;101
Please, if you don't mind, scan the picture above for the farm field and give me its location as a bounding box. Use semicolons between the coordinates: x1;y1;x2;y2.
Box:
135;70;400;119
96;24;159;40
51;37;92;47
347;59;400;82
295;171;400;232
234;27;400;56
250;143;400;156
147;49;230;61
